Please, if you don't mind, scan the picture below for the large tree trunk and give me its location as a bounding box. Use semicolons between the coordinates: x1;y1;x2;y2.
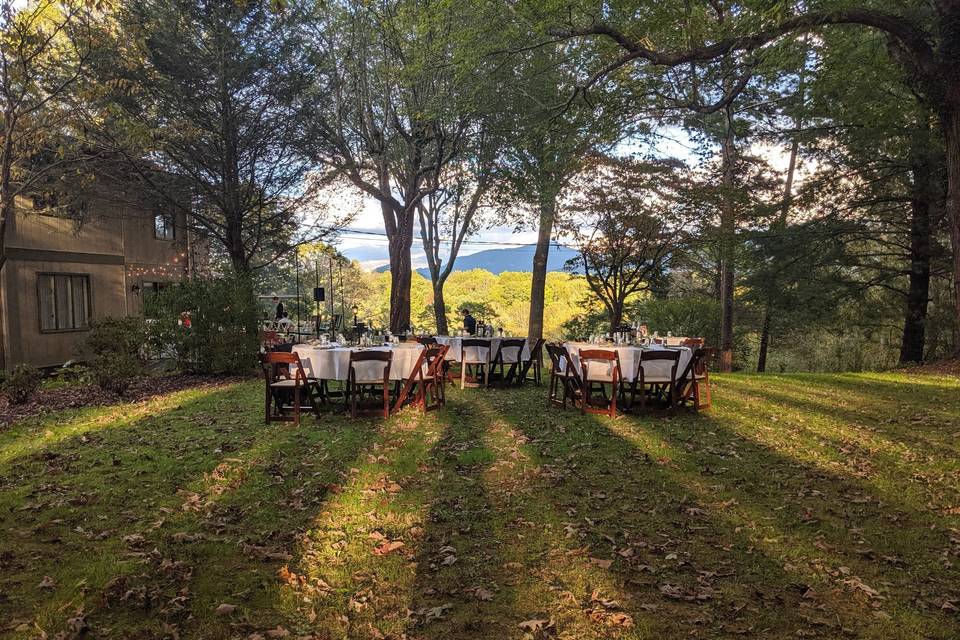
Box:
433;280;448;335
757;310;771;373
387;226;413;333
946;108;960;354
757;135;801;372
607;300;624;334
899;127;940;363
527;187;556;342
718;107;737;372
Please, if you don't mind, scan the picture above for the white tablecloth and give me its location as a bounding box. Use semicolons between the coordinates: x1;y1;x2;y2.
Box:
293;344;424;381
563;343;693;383
433;336;531;363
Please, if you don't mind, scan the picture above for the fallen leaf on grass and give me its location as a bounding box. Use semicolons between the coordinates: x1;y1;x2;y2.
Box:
840;576;881;599
215;603;237;615
373;540;405;556
607;612;633;627
518;618;553;633
589;557;613;569
38;575;56;590
465;585;495;601
265;627;290;638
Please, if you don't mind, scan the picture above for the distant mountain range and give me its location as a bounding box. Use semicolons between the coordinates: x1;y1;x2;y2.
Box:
375;244;581;276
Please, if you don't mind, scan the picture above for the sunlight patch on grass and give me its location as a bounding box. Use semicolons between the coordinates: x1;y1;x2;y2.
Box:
0;386;226;467
277;410;442;638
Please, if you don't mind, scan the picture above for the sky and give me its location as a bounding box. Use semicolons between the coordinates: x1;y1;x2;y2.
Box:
332;126;705;271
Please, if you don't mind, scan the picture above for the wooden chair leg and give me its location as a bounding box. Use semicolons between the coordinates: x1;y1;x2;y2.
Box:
293;384;301;426
265;381;272;424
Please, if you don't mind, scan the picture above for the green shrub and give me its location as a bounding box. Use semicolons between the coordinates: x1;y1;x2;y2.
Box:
144;275;259;375
82;317;147;395
1;364;42;405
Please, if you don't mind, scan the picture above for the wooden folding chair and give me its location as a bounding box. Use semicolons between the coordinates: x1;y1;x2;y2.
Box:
392;347;428;413
579;349;622;418
546;343;581;409
490;338;526;387
519;338;544;386
346;350;393;418
677;347;714;410
262;352;322;426
461;338;490;389
390;344;448;412
631;349;681;410
421;344;449;411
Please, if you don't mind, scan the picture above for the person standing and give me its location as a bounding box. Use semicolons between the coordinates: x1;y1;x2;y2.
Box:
461;308;477;335
272;296;286;320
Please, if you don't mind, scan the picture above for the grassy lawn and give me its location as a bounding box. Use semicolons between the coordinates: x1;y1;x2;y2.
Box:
1;372;959;639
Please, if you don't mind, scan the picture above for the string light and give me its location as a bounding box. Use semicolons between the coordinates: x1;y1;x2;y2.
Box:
125;250;190;280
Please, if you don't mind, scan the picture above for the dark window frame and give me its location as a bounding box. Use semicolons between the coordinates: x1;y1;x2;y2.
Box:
36;272;93;334
154;211;175;241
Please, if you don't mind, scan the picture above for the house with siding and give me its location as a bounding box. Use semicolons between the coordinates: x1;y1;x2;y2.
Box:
0;189;198;369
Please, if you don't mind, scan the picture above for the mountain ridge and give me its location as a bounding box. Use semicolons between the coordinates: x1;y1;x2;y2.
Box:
375;243;580;276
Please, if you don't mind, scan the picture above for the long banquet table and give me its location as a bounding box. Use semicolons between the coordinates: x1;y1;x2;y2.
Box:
563;342;693;383
292;343;424;381
433;336;532;362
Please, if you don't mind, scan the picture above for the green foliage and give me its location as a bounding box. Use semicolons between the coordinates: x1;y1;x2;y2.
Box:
346;269;592;339
0;364;42;405
145;276;260;375
82;317;147;396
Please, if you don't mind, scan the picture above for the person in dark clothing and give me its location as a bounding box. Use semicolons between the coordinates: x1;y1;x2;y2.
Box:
461;308;477;335
272;296;286;320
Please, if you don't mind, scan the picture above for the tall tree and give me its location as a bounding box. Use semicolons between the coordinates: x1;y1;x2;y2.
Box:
306;0;484;332
496;38;623;342
0;0;98;369
566;155;694;331
94;0;327;273
417;122;498;334
548;0;960;353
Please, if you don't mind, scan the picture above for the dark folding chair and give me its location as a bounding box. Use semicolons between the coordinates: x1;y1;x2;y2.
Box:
262;352;321;426
519;338;544;386
460;338;490;388
579;349;622;418
546;343;581;409
490;338;526;387
346;350;393;418
631;349;681;410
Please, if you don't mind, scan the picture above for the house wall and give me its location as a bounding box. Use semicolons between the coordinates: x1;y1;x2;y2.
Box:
1;258;126;368
1;192;191;369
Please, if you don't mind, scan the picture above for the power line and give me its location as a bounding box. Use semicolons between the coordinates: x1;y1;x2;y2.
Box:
329;226;571;249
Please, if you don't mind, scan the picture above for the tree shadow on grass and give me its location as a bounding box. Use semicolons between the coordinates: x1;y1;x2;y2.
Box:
720;373;960;455
458;390;822;639
637;401;960;637
475;387;960;640
0;381;385;639
401;396;517;638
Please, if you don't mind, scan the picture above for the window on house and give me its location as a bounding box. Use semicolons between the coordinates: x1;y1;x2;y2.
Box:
38;273;91;332
154;212;175;240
